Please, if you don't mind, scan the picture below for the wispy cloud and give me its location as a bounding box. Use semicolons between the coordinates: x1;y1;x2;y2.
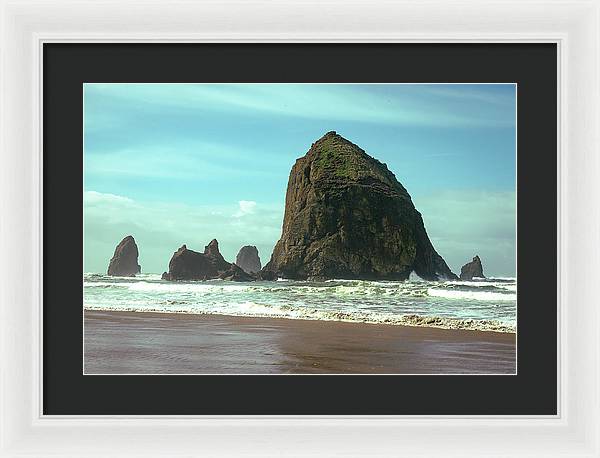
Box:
85;83;515;129
85;190;134;205
417;84;516;107
84;142;283;181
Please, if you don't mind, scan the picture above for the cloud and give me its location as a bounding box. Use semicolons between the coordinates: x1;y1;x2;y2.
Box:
234;200;257;217
84;190;134;205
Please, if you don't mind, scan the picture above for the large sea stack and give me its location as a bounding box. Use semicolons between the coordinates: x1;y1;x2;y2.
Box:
107;235;141;277
460;255;485;280
263;131;457;281
162;239;233;281
235;245;262;273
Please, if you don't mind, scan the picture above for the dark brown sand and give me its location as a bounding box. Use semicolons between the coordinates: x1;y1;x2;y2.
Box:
84;310;516;375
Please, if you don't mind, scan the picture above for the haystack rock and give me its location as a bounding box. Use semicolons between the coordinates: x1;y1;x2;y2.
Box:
460;255;485;280
107;235;141;277
262;131;458;281
235;245;262;273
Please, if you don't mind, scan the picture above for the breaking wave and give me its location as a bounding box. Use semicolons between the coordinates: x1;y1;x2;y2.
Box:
83;273;516;333
427;288;516;302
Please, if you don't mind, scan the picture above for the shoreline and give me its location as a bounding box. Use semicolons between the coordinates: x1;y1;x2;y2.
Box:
84;310;516;375
83;306;515;333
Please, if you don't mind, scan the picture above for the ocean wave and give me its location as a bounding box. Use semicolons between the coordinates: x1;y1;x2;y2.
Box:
83;274;516;332
446;280;515;288
129;281;251;293
84;280;253;293
427;288;516;301
84;277;516;300
84;278;428;297
408;271;425;282
84;301;514;333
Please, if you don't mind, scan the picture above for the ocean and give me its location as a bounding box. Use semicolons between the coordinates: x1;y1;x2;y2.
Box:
83;273;516;333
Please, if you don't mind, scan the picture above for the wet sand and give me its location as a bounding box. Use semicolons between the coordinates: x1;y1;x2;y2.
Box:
84;310;516;374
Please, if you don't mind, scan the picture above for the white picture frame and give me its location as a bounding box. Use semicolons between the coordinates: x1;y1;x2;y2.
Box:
1;0;598;456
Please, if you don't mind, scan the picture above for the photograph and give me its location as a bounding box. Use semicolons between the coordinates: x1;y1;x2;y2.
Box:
6;0;598;450
83;83;517;375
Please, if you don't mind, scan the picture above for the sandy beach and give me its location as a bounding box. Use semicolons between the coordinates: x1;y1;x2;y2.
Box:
84;310;516;374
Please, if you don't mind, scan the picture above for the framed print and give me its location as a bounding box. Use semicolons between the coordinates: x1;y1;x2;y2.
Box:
1;0;599;457
46;43;552;415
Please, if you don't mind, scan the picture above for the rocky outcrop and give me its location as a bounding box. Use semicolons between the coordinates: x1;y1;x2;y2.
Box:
256;270;278;281
161;244;220;281
219;263;256;282
262;131;457;281
235;245;262;273
204;239;230;271
162;239;258;282
460;255;485;280
107;235;141;277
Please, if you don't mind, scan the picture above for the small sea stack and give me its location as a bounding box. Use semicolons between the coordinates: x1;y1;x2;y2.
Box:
162;239;256;282
460;255;485;280
235;245;262;273
161;244;221;281
107;235;141;277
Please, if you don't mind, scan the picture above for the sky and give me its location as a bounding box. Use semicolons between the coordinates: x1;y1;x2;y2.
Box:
84;83;516;276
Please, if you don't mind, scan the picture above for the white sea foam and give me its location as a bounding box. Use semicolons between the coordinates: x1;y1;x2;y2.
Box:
446;280;517;291
128;281;251;293
85;280;252;294
84;300;515;333
408;271;425;282
83;273;516;332
427;288;516;301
